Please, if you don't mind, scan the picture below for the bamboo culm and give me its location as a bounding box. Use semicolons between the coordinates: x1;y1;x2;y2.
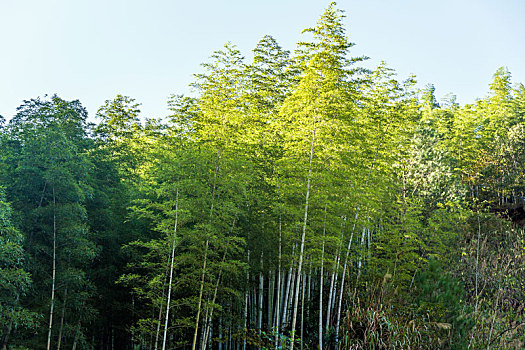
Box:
290;116;317;349
162;188;179;350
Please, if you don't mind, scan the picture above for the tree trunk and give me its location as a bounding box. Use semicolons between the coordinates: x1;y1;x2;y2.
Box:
219;317;223;350
162;188;179;350
258;252;264;335
57;286;68;350
335;213;357;347
154;273;167;350
194;148;220;350
202;253;226;350
326;252;338;332
46;186;57;350
71;321;81;350
291;116;317;349
328;217;345;333
357;227;366;273
475;212;481;313
268;270;274;330
243;251;250;350
307;263;312;320
286;268;297;328
319;205;327;349
300;272;306;350
281;245;295;328
252;285;257;330
192;239;209;350
275;175;283;347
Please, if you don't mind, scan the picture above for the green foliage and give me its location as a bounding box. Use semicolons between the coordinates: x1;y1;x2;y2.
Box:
0;187;39;342
2;95;97;348
413;258;474;349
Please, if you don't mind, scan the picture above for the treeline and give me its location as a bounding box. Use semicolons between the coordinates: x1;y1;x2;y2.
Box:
1;3;525;349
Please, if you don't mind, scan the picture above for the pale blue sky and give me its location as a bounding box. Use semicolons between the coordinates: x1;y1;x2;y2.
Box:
1;0;524;121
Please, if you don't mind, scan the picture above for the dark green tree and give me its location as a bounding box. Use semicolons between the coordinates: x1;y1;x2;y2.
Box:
4;95;97;349
0;187;38;348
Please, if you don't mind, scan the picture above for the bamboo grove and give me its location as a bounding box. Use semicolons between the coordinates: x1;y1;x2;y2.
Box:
1;3;525;349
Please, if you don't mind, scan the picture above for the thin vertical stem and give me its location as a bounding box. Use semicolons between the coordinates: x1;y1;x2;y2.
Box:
291;116;317;349
475;212;481;313
319;204;327;349
46;185;57;350
162;188;179;350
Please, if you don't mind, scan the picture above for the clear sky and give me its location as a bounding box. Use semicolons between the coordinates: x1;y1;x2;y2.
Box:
1;0;524;122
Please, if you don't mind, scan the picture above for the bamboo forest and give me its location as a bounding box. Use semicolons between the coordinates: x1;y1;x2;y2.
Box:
1;3;525;350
